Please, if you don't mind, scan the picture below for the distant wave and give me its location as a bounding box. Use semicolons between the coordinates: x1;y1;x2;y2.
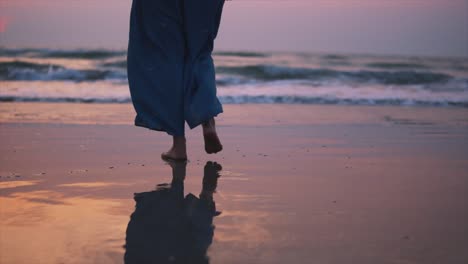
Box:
1;95;466;108
219;95;468;107
0;96;131;104
216;64;453;85
365;62;429;69
0;61;125;81
0;60;459;86
0;60;64;73
0;48;125;59
213;51;269;57
0;48;44;57
38;50;125;59
321;54;349;60
2;48;267;59
101;60;127;68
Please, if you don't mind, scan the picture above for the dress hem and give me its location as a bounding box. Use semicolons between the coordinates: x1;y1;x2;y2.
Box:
187;108;224;130
134;118;180;137
133;108;224;136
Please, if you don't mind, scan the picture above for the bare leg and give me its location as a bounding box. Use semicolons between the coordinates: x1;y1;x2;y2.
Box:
202;118;223;154
161;136;187;161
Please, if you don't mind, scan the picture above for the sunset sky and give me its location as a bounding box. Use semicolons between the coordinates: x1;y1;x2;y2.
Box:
0;0;467;57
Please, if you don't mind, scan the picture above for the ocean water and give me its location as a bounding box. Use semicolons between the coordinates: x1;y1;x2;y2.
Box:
1;48;467;107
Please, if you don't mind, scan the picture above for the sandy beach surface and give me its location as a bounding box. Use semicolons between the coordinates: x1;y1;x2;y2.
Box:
1;102;468;264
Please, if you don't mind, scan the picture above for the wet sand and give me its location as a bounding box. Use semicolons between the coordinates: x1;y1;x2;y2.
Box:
1;102;468;264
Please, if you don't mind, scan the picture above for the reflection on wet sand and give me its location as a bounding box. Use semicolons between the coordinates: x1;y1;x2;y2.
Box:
124;161;222;264
0;189;128;263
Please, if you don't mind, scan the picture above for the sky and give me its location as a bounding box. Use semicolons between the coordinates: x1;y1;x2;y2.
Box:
0;0;467;57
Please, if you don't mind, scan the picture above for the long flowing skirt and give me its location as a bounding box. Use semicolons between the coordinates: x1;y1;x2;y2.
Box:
127;0;225;136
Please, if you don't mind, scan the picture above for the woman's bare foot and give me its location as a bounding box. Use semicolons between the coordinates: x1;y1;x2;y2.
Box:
202;118;223;154
161;136;187;161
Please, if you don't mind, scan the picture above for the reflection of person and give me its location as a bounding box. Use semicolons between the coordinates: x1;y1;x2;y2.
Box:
127;0;226;161
124;161;222;264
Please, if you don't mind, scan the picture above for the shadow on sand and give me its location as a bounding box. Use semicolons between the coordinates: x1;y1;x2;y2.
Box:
124;161;222;264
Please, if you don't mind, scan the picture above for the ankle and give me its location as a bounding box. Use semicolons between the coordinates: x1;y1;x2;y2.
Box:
203;118;215;127
172;136;186;148
173;135;185;142
203;118;216;132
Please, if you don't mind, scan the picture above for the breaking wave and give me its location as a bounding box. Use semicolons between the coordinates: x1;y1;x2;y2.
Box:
216;64;453;85
0;48;125;59
4;60;456;86
1;48;467;107
1;94;467;107
0;61;125;81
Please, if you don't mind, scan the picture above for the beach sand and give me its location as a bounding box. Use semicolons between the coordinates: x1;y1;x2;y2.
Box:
1;102;468;263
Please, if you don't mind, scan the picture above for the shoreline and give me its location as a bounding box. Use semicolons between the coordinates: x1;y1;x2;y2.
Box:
1;102;467;127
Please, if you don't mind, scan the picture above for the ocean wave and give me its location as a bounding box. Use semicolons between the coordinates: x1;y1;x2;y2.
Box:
227;95;468;107
365;62;429;69
216;64;453;85
450;63;468;71
0;61;125;81
0;48;125;59
0;60;461;87
0;48;44;57
37;50;126;59
215;76;254;86
101;60;127;68
2;48;466;109
0;96;130;103
0;60;64;72
321;54;348;60
2;95;466;108
0;60;246;84
213;51;269;57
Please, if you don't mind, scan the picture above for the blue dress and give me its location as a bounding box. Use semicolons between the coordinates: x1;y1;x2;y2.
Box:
127;0;225;136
